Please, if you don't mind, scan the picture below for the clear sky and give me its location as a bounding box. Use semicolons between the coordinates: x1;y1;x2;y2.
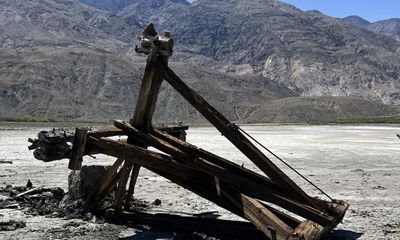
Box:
282;0;399;22
188;0;399;23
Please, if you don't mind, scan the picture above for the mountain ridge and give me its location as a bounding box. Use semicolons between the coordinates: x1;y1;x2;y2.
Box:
0;0;399;123
342;15;400;40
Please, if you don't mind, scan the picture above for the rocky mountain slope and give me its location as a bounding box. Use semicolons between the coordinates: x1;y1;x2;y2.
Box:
79;0;137;13
0;46;299;122
0;0;141;51
117;0;189;26
367;19;400;41
247;96;399;122
342;16;400;41
157;0;400;105
0;0;399;123
342;16;371;28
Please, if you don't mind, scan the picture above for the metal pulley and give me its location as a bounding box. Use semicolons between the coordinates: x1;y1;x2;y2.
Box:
135;23;173;57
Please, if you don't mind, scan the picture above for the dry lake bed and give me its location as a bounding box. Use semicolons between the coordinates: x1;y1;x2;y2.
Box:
0;124;399;239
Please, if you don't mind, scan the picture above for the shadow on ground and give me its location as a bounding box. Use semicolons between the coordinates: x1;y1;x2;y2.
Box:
118;230;207;240
332;230;363;240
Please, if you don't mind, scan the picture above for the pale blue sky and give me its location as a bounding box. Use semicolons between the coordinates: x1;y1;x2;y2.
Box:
187;0;399;23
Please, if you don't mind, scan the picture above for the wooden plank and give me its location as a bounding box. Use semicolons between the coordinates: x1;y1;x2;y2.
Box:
240;194;293;239
152;128;282;191
86;125;188;140
156;164;302;230
85;137;334;226
115;120;281;193
15;186;44;198
68;128;88;170
289;220;324;240
88;128;125;139
156;65;314;206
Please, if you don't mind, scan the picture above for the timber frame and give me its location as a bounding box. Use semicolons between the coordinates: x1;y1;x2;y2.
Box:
29;24;348;240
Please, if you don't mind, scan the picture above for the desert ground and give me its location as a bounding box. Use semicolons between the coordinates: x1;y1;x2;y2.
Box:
0;123;399;239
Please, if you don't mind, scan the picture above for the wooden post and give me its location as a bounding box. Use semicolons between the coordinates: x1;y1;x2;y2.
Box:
115;160;134;214
68;128;88;170
125;164;141;209
122;28;173;208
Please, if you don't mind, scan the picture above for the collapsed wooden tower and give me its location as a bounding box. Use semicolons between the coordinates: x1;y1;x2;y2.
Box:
29;24;348;240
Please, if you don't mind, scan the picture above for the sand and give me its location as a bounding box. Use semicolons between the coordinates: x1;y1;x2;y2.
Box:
0;124;399;239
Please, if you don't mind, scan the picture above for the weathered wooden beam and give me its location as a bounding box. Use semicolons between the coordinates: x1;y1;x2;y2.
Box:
111;122;336;225
85;137;335;226
84;137;336;240
114;120;281;194
86;126;188;140
15;187;44;198
151;165;302;230
289;220;324;240
68;128;88;170
221;188;325;240
157;63;315;207
124;164;141;209
88;128;125;139
240;194;294;239
131;32;170;130
153;128;346;223
124;33;172;205
152;128;281;191
114;160;134;214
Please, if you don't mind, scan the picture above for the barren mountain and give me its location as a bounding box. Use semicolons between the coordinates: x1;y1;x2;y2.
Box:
367;18;400;41
0;0;399;123
158;0;400;105
79;0;137;13
0;46;299;122
343;16;400;41
342;16;371;28
0;0;141;51
247;96;399;123
117;0;189;26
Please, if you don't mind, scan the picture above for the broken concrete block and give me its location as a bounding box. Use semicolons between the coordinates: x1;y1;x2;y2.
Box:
68;165;109;200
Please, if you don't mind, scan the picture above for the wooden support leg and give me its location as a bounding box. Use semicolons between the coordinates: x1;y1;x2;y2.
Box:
68;128;89;170
124;164;141;209
124;34;170;207
115;160;134;214
82;158;124;211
